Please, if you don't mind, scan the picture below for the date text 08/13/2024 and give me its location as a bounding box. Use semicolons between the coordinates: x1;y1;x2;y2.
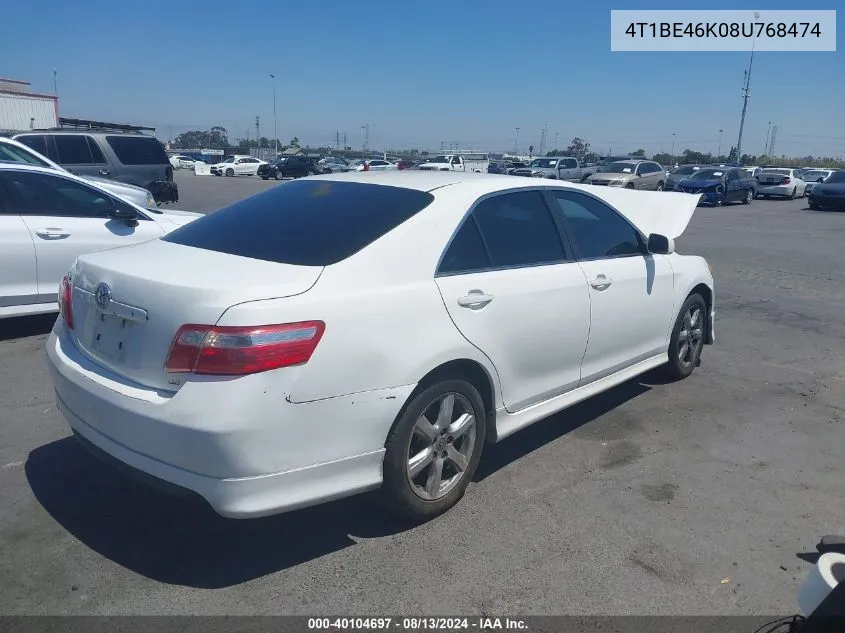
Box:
307;617;528;630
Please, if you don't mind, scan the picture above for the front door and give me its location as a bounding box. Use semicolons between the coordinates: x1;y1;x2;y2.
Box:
549;189;676;384
0;170;164;303
0;184;37;307
434;189;590;412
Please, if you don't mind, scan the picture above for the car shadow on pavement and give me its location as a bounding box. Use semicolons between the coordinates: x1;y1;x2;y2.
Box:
474;372;657;480
26;369;662;589
25;438;415;589
0;313;56;342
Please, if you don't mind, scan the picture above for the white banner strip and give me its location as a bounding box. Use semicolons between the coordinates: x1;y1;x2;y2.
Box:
610;10;836;51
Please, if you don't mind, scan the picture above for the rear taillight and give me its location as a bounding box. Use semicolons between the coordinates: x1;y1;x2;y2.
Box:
164;321;325;375
781;177;791;185
58;274;74;329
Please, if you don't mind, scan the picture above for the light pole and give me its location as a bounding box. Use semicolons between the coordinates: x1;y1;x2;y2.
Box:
717;129;723;158
269;74;278;155
555;132;559;152
52;69;57;96
515;127;520;155
671;133;676;164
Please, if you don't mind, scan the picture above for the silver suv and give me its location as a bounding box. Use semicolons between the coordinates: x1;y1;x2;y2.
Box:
586;159;667;191
13;129;178;204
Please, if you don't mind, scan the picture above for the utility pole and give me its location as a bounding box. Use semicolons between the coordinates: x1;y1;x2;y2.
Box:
671;133;676;163
554;132;559;152
336;131;340;152
269;74;278;155
764;121;772;155
717;129;724;158
52;69;58;96
515;127;520;155
769;125;778;156
736;11;761;162
440;141;445;152
539;125;548;156
343;132;347;150
255;116;260;153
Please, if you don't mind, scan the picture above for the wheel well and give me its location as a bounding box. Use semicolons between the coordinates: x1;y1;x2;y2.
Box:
396;359;497;442
689;283;713;343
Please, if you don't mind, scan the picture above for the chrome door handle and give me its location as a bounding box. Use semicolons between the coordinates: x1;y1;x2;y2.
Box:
590;275;612;290
457;292;494;308
35;228;70;239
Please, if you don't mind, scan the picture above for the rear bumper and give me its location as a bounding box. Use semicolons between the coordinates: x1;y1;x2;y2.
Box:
46;321;415;518
145;180;178;204
757;184;793;196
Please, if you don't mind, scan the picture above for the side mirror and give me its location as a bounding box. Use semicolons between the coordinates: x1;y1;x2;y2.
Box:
647;233;675;255
107;204;139;226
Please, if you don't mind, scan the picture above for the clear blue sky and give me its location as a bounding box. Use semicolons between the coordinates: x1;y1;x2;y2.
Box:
2;0;843;157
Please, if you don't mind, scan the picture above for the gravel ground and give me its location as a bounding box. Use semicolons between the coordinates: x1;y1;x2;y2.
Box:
0;183;843;616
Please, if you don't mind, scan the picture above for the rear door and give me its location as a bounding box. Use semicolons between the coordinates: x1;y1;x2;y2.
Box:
561;158;578;181
0;183;37;308
0;169;164;303
435;189;590;412
52;135;109;180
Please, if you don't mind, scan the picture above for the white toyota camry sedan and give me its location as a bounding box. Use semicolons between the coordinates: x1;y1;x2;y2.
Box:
46;171;715;521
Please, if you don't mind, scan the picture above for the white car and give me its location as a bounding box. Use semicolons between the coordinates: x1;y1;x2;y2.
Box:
800;169;834;194
46;172;714;521
353;159;396;172
0;136;158;209
169;155;202;170
0;164;201;320
210;155;267;177
756;168;807;199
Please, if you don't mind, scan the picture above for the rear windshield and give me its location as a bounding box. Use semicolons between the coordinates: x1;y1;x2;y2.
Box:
163;180;435;266
105;136;169;165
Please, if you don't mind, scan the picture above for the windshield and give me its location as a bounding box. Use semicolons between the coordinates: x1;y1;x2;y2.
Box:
688;168;725;180
426;156;450;163
762;168;790;175
0;142;52;167
672;165;701;175
605;162;636;174
528;159;558;168
825;171;845;184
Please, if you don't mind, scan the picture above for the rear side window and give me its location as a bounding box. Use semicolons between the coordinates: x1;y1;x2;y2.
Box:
54;135;94;164
472;191;567;268
163;180;435;266
437;218;491;275
16;135;51;159
105;136;169;165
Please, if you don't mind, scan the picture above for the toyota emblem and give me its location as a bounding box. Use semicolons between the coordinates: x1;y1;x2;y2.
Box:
94;283;112;311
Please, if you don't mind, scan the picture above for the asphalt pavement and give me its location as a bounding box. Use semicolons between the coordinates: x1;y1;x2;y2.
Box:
1;177;843;615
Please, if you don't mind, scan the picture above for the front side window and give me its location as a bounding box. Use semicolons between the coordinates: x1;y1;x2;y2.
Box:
551;191;643;260
471;190;566;268
0;170;115;218
0;142;51;167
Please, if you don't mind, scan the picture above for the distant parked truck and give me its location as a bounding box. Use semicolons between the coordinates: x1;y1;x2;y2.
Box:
509;156;597;182
418;153;489;172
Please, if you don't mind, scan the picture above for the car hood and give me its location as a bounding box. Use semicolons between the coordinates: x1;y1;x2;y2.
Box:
585;186;700;240
149;208;203;227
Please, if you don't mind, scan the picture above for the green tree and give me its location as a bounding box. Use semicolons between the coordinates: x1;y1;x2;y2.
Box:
631;148;646;156
564;137;590;159
289;136;300;147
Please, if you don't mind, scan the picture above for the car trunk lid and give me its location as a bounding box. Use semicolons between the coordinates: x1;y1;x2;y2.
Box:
67;239;323;392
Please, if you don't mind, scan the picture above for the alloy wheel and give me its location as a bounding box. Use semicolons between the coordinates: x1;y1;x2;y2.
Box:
678;305;704;369
406;393;477;501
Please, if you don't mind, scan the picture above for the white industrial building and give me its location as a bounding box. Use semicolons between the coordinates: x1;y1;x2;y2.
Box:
0;78;58;134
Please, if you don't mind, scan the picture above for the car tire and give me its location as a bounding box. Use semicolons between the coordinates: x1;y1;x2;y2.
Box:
663;293;707;382
742;189;753;205
225;168;234;177
626;183;635;189
790;187;797;199
306;170;316;176
381;379;486;522
809;202;820;210
580;175;591;183
260;176;269;180
655;181;664;191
